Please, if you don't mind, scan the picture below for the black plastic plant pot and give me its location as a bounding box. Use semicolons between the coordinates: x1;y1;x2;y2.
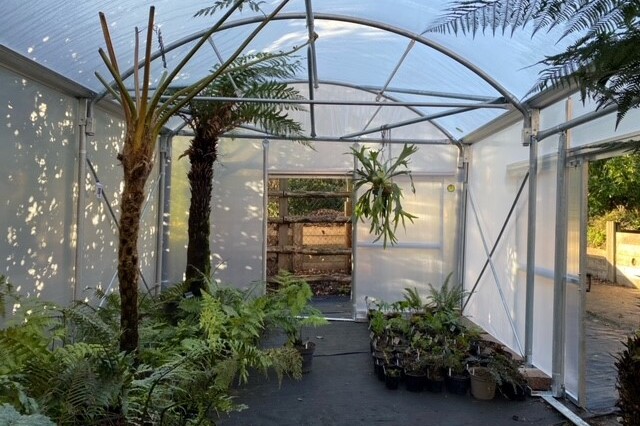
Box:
425;377;444;393
376;359;386;382
297;341;316;374
384;365;402;390
500;383;527;401
404;371;426;392
445;373;470;396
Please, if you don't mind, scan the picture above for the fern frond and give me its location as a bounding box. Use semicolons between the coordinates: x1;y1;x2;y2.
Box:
194;0;265;17
63;304;118;344
0;327;51;374
427;0;627;40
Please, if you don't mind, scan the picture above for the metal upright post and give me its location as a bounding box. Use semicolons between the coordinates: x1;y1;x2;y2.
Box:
155;132;171;295
524;109;539;367
456;145;469;300
552;132;569;397
262;139;270;293
74;99;90;302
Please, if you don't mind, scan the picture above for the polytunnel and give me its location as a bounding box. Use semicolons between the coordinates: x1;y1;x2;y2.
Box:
1;0;639;413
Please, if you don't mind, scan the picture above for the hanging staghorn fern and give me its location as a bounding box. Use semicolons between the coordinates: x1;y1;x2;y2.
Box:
350;143;418;248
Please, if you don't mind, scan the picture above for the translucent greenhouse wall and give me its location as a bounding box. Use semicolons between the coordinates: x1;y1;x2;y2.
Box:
465;96;640;384
0;63;161;308
80;108;161;302
166;136;266;291
1;65;78;305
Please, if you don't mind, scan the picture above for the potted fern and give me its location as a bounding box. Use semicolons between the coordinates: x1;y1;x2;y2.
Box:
264;271;328;373
350;143;418;247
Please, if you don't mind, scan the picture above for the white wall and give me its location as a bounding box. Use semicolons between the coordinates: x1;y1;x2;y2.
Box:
465;96;640;377
0;65;78;305
0;63;160;308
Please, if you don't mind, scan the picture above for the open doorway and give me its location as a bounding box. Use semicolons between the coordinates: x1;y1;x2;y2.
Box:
267;176;353;319
583;152;640;413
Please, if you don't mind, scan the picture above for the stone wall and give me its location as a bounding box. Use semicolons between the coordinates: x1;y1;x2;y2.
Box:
586;222;640;288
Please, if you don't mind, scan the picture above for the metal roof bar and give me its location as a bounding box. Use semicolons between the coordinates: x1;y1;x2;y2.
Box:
285;79;460;143
341;106;477;139
304;0;319;88
536;104;618;142
358;84;499;102
306;50;317;137
304;0;318;137
154;78;461;142
160;95;510;109
176;128;450;145
207;36;240;94
360;39;417;135
0;44;95;98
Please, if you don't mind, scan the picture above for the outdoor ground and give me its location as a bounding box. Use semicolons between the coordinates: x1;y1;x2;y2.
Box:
580;278;640;425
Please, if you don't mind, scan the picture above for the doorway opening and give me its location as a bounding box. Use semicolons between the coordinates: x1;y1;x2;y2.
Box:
583;152;640;413
267;176;353;318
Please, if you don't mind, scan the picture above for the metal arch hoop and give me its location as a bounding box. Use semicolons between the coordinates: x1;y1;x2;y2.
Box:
96;12;528;122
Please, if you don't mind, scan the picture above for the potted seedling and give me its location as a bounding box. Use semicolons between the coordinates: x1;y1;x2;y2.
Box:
403;347;428;392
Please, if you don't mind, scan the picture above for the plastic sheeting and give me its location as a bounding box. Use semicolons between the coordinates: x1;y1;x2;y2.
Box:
0;0;580;139
0;65;160;306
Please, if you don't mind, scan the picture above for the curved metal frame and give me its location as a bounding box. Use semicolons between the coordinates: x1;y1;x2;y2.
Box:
97;12;528;127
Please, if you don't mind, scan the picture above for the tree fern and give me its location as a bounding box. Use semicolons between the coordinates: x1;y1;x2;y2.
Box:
428;0;627;37
181;50;307;295
429;0;640;124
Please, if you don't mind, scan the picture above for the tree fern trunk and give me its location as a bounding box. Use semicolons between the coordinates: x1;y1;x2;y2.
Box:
118;132;155;354
185;134;218;296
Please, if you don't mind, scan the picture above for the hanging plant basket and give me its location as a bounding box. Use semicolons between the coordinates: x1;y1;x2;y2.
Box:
350;143;418;247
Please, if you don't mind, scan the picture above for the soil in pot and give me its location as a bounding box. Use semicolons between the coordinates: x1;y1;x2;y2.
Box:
297;341;316;374
469;367;496;400
384;365;402;390
445;372;470;395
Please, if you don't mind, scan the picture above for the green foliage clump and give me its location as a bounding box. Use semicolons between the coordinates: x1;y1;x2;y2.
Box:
288;179;348;215
264;271;328;346
0;404;55;426
0;276;304;425
588;206;640;248
589;154;640;217
369;273;524;393
616;331;640;425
